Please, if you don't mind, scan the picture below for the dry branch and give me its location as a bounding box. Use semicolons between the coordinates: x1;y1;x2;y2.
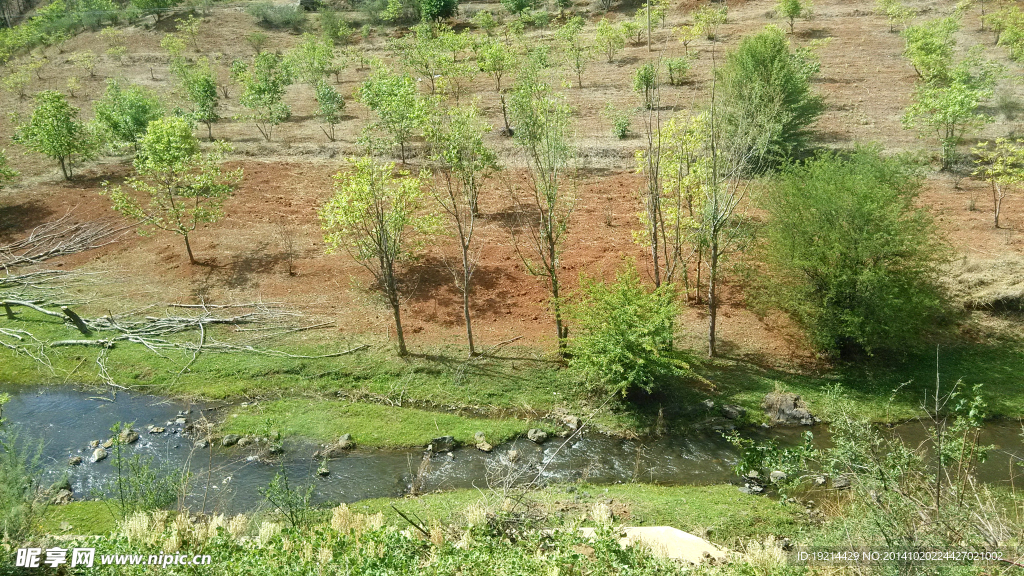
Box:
0;211;133;269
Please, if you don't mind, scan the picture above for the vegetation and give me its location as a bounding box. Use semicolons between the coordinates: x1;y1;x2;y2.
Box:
0;149;17;189
96;422;187;521
103;116;243;265
92;79;163;151
972;138;1024;229
357;67;424;162
12;90;96;180
632;62;658;110
775;0;810;34
761;148;946;356
233;52;294;142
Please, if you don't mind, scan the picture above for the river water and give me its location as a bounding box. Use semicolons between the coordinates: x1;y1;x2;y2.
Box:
1;385;1021;515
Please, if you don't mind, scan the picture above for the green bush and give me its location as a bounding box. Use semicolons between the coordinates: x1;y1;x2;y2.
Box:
664;57;690;86
601;103;631;139
420;0;458;21
94;422;188;521
0;430;47;542
247;1;307;31
92;79;164;151
761;148;946;356
569;260;683;398
501;0;536;16
632;62;657;109
320;9;353;44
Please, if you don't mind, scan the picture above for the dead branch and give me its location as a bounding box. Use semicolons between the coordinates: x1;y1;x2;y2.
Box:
0;212;133;269
3;300;67;320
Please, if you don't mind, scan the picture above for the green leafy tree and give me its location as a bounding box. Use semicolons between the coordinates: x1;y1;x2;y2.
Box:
776;0;809;33
717;25;825;170
903;52;999;171
633;62;658;109
569;260;682;398
972;138;1024;229
319;156;435;356
557;16;593;88
233;52;294;141
92;79;163;151
170;56;220;141
424;104;497;356
315;80;345;141
391;23;448;94
285;33;334;86
508;63;575;353
103;117;242;264
875;0;913;33
420;0;457;21
902;16;960;82
477;39;517;132
13;90;96;180
693;5;727;40
762;148;945;356
356;67;424;162
130;0;175;21
501;0;535;17
596;17;625;62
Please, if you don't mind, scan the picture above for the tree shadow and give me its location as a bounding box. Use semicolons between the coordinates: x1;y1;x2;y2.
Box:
0;200;56;242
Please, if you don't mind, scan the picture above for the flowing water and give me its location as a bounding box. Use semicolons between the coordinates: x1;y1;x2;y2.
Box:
1;385;1022;515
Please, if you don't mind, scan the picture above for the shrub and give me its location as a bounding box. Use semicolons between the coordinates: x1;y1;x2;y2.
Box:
13;90;97;180
569;260;683;398
247;1;307;31
602;103;631;139
761;148;946;356
665;57;690;86
320;9;353;45
632;62;657;109
95;422;188;521
92;79;164;151
420;0;458;21
501;0;536;17
0;430;47;542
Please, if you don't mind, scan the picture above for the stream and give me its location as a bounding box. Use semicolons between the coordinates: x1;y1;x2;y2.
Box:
1;385;1022;515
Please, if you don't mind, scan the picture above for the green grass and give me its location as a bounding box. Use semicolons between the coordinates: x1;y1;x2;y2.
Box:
39;501;119;535
220;398;559;447
350;483;803;545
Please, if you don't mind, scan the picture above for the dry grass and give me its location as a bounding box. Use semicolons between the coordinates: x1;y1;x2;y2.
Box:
945;254;1024;312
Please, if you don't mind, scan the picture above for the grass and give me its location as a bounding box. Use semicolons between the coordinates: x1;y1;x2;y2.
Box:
39;501;119;535
350;483;803;545
220;398;560;447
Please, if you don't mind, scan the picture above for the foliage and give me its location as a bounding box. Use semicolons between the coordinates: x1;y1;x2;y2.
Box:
761;148;946;355
902;50;999;170
602;103;631;139
243;31;268;54
557;16;592;89
247;1;306;31
169;56;220;141
260;467;316;530
472;10;499;35
314;80;345;142
595;17;625;62
775;0;809;33
0;430;46;542
693;5;727;40
990;5;1024;61
420;0;457;21
320;9;353;45
1;64;31;98
716;26;825;171
285;32;334;85
356;67;424;161
12;90;97;180
92;79;163;151
233;52;294;141
0;150;17;190
724;429;814;495
175;14;201;51
319;156;435;356
477;38;517;93
875;0;913;33
96;422;186;521
901;15;960;82
664;57;690;86
501;0;536;17
972;138;1024;229
103;116;242;264
632;62;658;109
569;260;682;398
130;0;175;21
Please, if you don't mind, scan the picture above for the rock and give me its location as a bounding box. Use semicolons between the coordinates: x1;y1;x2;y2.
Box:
175;417;187;425
91;447;108;463
561;415;582;430
527;428;548;444
50;478;72;493
428;436;456;453
738;486;754;494
750;485;764;493
88;440;99;449
769;470;787;483
268;444;284;455
148;426;166;434
476;442;493;452
337;434;354;450
68;456;83;466
237;437;253;448
832;475;851;490
566;526;727;565
744;470;760;480
507;449;519;462
52;489;73;505
194;439;209;449
315;435;354;459
761;392;816;426
101;438;114;449
701;399;715;410
317;463;330;477
474;431;487;444
813;475;827;486
118;429;139;445
221;434;241;447
721;404;746;420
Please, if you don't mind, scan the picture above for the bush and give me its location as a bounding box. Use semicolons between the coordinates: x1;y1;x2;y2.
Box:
761;148;946;356
717;25;824;171
632;62;657;109
0;429;47;542
92;79;164;151
320;9;353;44
569;260;683;398
94;422;188;521
420;0;458;21
602;103;631;139
664;57;690;86
247;1;307;31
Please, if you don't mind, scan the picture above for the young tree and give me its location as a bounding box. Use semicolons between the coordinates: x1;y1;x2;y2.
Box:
901;16;960;82
103;117;242;265
170;57;220;141
319;156;435;357
693;5;728;40
596;18;626;63
776;0;809;34
356;67;424;162
507;64;575;354
13;90;96;181
972;138;1024;228
0;150;17;190
875;0;913;33
314;80;345;141
633;62;658;109
762;148;945;356
285;33;334;86
716;25;825;171
569;260;681;398
557;16;593;88
420;0;458;21
233;52;294;141
391;23;448;94
92;79;164;151
477;39;517;132
424;104;498;356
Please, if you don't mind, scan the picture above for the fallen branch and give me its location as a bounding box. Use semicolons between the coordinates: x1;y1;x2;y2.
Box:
3;300;66;320
0;211;133;269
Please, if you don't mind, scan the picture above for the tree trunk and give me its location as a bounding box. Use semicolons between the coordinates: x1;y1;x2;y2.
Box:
59;157;71;180
184;233;197;265
462;249;476;357
206;121;213;141
390;297;408;356
707;241;718;358
993;183;1003;228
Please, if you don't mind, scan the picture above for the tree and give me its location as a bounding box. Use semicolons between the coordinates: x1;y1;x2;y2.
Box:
314;80;345;141
633;62;658;109
972;138;1024;229
716;26;825;171
558;16;593;88
233;52;294;141
420;0;457;21
901;16;960;82
92;79;163;151
424;104;498;356
875;0;913;33
284;33;334;86
569;260;681;398
596;18;625;63
356;67;424;162
693;5;728;40
170;56;220;141
903;52;999;171
776;0;809;34
762;148;945;356
507;64;575;353
319;156;435;357
13;90;96;181
477;39;517;132
103;117;242;265
131;0;175;21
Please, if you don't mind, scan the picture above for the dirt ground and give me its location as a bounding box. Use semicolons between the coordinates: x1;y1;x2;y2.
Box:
1;0;1022;368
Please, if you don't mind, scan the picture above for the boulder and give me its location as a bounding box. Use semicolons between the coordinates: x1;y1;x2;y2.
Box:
221;434;241;447
561;415;582;430
832;475;851;490
337;434;354;450
52;489;73;505
101;438;114;449
317;463;330;477
91;447;108;463
701;399;715;410
761;392;816;426
148;426;166;434
194;439;210;449
68;456;83;466
474;431;487;444
769;470;788;483
476;441;493;452
567;527;727;565
721;404;746;420
118;429;139;445
428;436;456;453
237;437;253;448
527;428;548;444
174;417;187;425
315;434;354;459
88;440;99;449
